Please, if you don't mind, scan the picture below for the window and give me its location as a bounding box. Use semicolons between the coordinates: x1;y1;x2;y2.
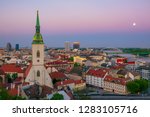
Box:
37;50;40;58
37;70;40;77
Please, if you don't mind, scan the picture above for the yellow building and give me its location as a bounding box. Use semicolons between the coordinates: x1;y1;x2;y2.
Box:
74;56;87;65
74;80;86;91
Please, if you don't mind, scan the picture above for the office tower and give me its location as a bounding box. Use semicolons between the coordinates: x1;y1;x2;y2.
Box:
73;42;80;49
15;44;19;51
6;42;12;52
65;42;70;52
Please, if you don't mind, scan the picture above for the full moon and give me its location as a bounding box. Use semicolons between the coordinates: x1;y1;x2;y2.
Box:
133;22;136;26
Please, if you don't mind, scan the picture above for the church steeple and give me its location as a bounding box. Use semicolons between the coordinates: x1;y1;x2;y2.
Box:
32;10;44;44
36;10;40;33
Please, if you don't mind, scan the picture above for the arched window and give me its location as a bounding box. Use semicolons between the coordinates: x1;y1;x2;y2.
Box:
37;70;40;77
37;50;40;58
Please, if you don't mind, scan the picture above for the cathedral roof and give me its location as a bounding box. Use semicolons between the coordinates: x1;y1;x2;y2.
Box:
32;33;44;44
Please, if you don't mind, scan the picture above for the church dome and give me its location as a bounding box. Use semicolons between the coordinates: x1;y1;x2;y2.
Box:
32;33;44;44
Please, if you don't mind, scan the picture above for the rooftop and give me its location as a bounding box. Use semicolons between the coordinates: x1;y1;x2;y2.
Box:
50;72;66;80
104;75;128;85
23;84;53;99
86;68;110;78
0;64;24;73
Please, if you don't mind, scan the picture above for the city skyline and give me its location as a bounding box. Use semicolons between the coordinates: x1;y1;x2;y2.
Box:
0;0;150;48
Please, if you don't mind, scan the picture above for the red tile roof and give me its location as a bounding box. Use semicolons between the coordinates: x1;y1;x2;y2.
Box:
55;79;85;87
24;63;32;77
111;65;125;70
47;60;68;65
55;79;74;87
74;80;85;85
86;68;109;78
23;84;53;98
104;75;127;85
1;64;24;73
127;61;135;64
50;72;66;79
59;54;69;59
40;85;53;97
116;58;127;63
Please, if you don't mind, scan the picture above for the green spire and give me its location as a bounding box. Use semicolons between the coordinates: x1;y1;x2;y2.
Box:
32;10;44;44
36;10;40;33
36;11;40;27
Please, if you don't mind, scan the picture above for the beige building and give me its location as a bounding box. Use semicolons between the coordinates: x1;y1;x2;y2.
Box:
103;75;129;94
86;68;109;88
73;80;86;91
55;79;86;91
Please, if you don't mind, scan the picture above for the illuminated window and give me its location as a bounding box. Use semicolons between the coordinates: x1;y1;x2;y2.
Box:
37;70;40;77
37;50;40;58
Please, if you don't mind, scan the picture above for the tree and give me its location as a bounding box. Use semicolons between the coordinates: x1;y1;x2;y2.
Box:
0;87;25;100
126;81;140;94
51;93;64;100
74;62;80;67
126;79;148;94
69;57;74;62
135;79;148;93
12;73;18;80
5;74;12;83
0;87;10;100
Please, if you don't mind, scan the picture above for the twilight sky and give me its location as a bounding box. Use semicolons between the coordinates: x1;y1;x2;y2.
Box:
0;0;150;48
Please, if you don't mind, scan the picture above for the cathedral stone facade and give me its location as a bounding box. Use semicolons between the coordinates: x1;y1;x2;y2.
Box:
25;11;53;88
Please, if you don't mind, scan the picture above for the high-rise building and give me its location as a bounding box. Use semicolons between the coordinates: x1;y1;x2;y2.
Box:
25;11;53;88
15;44;19;51
73;42;80;49
64;42;70;52
6;42;12;52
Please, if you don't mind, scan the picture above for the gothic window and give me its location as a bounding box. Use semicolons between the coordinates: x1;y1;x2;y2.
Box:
37;50;40;58
37;70;40;77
